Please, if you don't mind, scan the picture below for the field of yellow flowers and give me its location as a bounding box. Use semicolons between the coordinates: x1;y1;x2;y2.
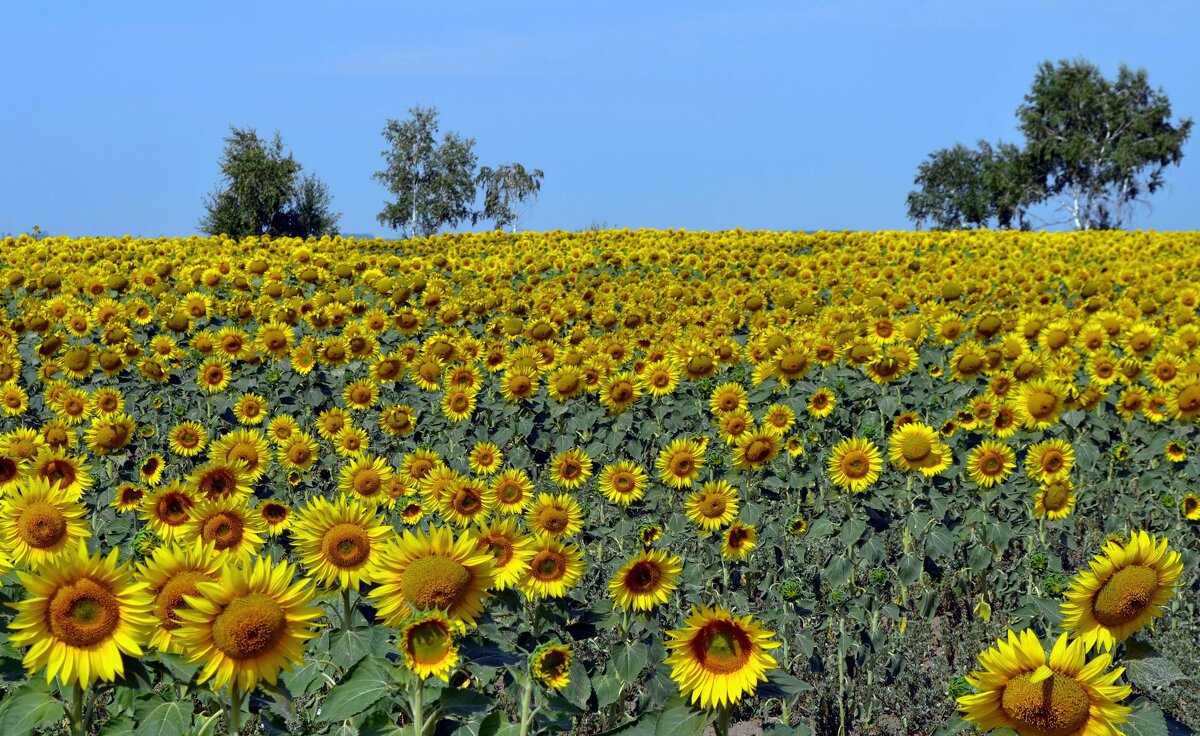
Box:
0;230;1197;736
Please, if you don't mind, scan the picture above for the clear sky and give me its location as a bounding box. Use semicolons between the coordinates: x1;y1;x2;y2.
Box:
2;1;1198;237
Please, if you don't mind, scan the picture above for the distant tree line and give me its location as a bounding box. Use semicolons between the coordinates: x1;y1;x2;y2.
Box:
908;58;1192;231
200;107;542;239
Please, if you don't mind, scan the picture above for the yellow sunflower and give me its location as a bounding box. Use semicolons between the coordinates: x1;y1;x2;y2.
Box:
278;432;320;471
168;421;208;457
368;526;496;627
442;477;495;527
525;493;585;539
1181;493;1200;521
472;518;534;590
30;449;93;496
664;606;779;710
338;454;394;506
0;476;91;570
491;468;535;514
9;542;154;687
531;642;573;691
825;437;883;493
136;539;224;653
548;447;593;490
887;422;949;476
600;370;642;414
441;387;478;422
176;556;322;693
519;536;586;600
597;460;649;506
468;441;503;475
957;629;1131;736
656;438;706;489
1033;479;1077;521
140;480;197;543
1011;379;1066;430
1061;531;1184;651
233;393;268;426
257;499;292;535
1024;438;1075;484
190;461;252;502
806;388;836;418
182;497;267;559
399;610;463;681
722;521;757;561
684;480;739;532
966;440;1016;489
291;495;392;591
209;429;272;482
709;382;749;416
608;549;683;612
732;428;781;470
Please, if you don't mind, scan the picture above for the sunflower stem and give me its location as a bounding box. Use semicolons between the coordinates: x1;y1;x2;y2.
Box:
229;683;243;735
715;703;731;736
82;685;100;735
342;587;354;631
69;683;85;736
410;679;425;736
518;674;535;736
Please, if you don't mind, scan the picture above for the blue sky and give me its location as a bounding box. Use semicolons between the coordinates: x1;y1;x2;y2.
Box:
2;1;1197;236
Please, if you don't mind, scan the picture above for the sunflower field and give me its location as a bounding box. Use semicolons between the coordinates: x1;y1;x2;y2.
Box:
0;229;1197;736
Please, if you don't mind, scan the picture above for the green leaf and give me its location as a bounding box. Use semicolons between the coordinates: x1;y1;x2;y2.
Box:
897;555;923;585
838;517;868;547
1120;699;1169;736
358;708;406;736
319;657;396;722
560;659;591;710
135;699;194;736
823;555;852;587
1125;657;1189;690
593;669;625;708
155;652;201;684
0;681;63;732
968;545;992;572
100;716;137;736
283;656;331;697
652;696;713;736
612;641;649;683
437;687;493;717
328;626;390;672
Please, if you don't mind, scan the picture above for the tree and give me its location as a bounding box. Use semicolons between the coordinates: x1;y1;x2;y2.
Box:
200;127;340;238
906;141;1040;230
476;163;544;232
1017;59;1192;230
373;107;479;237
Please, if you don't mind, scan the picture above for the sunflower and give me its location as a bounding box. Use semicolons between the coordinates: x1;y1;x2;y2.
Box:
520;536;586;600
473;518;534;590
966;441;1016;489
709;382;749;416
656;438;705;489
442;387;478;422
641;360;681;397
342;379;379;411
291;495;391;591
548;448;593;490
442;477;495;527
8;542;154;687
806;388;836;418
141;480;197;543
469;441;502;475
338;454;394;506
1180;493;1200;521
531;642;573;691
1011;379;1065;430
30;449;93;496
600;370;641;414
762;403;796;434
258;500;292;535
175;556;322;693
183;497;267;559
278;432;320;471
368;526;496;627
1;383;28;416
887;422;949;476
989;405;1019;438
84;412;136;456
399;496;425;525
419;466;462;509
333;426;370;457
0;476;91;570
401;448;444;483
957;629;1131;736
169;421;208;457
1168;376;1200;421
1061;531;1184;651
597;461;649;506
664;606;779;710
491;468;535;514
379;404;417;437
191;461;252;502
398;610;462;682
546;365;585;402
732;429;781;470
316;407;351;440
112;482;145;512
136;539;224;653
722;521;757;561
525;493;585;539
500;366;539;402
1033;479;1076;520
1115;386;1148;421
209;429;272;482
608;549;683;612
716;408;754;446
684;480;739;532
1165;440;1187;463
233;393;268;425
133;455;165;488
1024;438;1075;484
826;437;883;493
197;357;232;393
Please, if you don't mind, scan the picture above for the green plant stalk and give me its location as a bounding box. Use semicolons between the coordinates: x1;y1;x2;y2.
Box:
715;703;731;736
229;683;243;735
518;674;535;736
69;683;85;736
342;587;353;631
410;678;425;736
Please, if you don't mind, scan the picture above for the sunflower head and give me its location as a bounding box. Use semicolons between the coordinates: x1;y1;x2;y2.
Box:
531;642;573;691
399;610;463;681
664;606;779;710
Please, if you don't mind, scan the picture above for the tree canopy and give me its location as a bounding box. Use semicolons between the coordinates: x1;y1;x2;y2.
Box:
200;127;340;239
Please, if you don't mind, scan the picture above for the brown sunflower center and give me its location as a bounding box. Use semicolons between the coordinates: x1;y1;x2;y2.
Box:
481;536;514;566
322;523;372;568
1000;671;1091;736
157;493;191;525
670;454;694;476
1178;385;1200;413
559;459;583;480
496;480;524;504
1027;390;1059;419
17;500;68;549
611;471;635;493
623;561;662;594
979;452;1004;475
530;550;567;581
39;459;77;489
538;507;569;534
700;494;728;519
211;592;287;660
1042;452;1064;474
154;571;207;630
352;469;382;496
200;468;237;499
202;512;244;550
48;577;121;647
452;486;483;515
744;439;773;463
288;443;313;465
693;620;753;675
402;555;471;611
1092;565;1159;627
840;451;870;479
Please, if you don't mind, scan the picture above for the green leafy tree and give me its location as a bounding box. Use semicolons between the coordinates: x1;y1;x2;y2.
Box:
475;163;544;232
373;107;479;237
200;127;340;238
906;141;1039;230
1017;59;1192;230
